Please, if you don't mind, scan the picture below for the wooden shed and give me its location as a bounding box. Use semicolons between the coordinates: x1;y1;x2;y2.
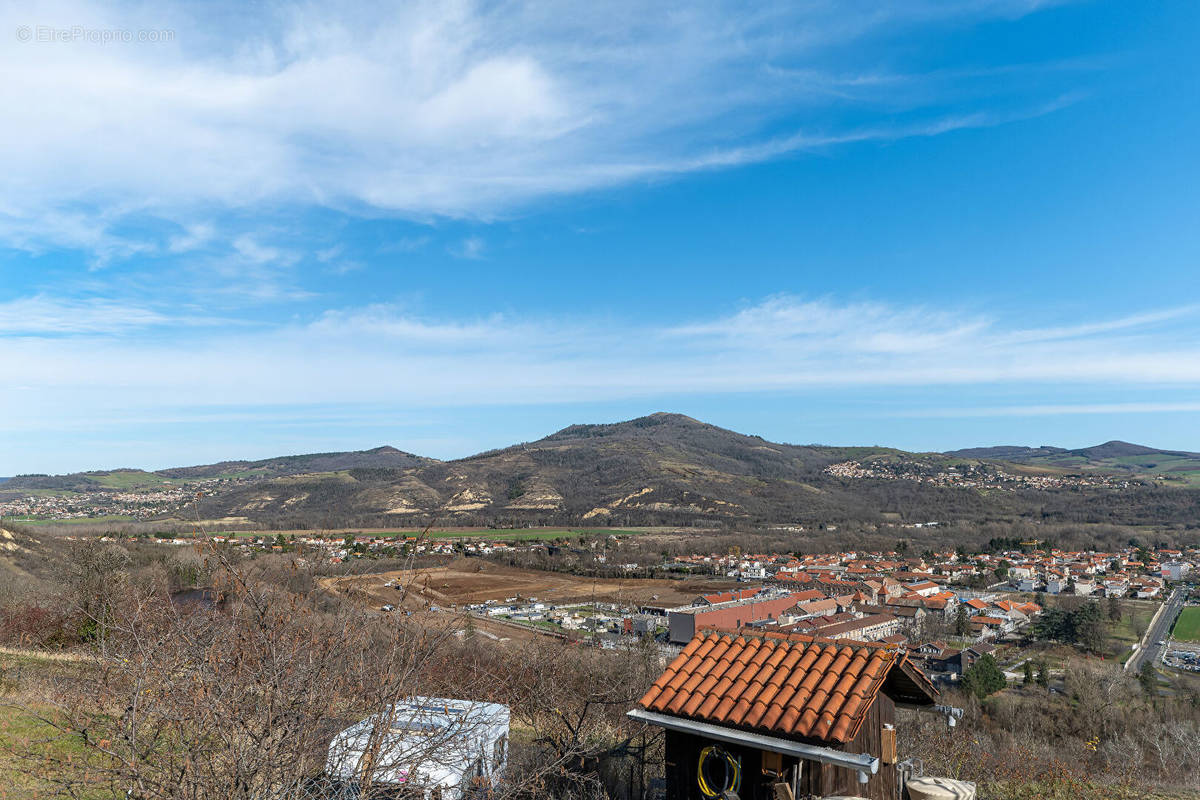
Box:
630;630;943;800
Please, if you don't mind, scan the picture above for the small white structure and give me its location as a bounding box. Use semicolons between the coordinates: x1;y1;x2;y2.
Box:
327;697;510;799
906;776;977;799
1163;562;1191;581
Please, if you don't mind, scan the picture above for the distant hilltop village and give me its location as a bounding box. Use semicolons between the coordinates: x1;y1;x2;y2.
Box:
824;458;1134;490
2;414;1198;527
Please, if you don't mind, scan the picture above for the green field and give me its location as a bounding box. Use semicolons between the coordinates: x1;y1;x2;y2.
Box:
430;528;645;541
87;470;180;489
6;515;136;526
179;527;649;542
1091;599;1159;660
0;488;86;499
1159;472;1200;487
0;704;92;798
1171;607;1200;642
0;650;111;799
1109;601;1157;643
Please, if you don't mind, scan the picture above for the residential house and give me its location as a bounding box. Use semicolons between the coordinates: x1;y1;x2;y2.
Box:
632;630;944;800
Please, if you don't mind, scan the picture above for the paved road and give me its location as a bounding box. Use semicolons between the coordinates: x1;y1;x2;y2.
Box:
1126;586;1186;674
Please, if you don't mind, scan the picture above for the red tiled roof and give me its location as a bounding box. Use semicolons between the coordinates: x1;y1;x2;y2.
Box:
793;598;838;616
638;630;934;744
817;613;898;640
815;576;861;588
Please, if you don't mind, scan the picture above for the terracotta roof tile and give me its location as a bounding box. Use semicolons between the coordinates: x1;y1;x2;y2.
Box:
639;630;934;744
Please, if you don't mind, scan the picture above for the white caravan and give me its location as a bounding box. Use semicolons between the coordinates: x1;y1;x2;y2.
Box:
326;697;510;799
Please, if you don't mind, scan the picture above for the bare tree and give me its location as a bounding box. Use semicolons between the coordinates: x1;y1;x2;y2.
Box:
4;532;665;800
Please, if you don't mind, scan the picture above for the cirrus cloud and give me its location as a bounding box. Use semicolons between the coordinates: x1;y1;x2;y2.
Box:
0;0;1084;258
0;294;1196;417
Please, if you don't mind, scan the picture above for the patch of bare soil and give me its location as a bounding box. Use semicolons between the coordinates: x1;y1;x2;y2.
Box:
320;559;736;610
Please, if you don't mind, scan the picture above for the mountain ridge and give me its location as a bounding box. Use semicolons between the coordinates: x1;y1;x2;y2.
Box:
12;414;1197;482
183;414;1200;527
2;446;435;492
946;438;1200;476
5;414;1200;527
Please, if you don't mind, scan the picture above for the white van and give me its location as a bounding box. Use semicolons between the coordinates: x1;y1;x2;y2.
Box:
326;697;510;799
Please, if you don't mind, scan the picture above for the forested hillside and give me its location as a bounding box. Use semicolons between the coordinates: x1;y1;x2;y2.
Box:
947;440;1200;481
7;415;1200;529
188;414;1200;528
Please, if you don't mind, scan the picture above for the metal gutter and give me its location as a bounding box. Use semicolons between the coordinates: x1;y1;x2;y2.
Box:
627;708;879;783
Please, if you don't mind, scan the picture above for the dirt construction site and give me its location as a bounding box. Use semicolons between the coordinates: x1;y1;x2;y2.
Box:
319;558;736;612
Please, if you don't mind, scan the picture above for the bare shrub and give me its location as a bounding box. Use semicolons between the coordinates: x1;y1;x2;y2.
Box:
3;538;666;800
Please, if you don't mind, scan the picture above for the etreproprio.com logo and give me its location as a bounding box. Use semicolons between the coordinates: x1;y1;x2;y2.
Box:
15;25;175;44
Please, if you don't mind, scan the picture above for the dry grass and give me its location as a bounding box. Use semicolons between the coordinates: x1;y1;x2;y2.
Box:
0;648;113;800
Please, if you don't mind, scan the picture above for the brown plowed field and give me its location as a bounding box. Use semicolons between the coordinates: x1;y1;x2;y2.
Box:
320;558;736;610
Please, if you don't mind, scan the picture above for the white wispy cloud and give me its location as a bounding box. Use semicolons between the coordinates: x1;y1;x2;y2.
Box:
167;223;215;254
995;305;1200;345
306;304;521;345
0;294;245;335
0;295;169;334
190;233;311;301
231;235;297;267
0;0;1080;257
1;295;1197;430
449;236;486;260
901;402;1200;418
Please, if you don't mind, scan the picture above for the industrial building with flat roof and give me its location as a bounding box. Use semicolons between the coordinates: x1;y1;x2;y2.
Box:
667;590;798;644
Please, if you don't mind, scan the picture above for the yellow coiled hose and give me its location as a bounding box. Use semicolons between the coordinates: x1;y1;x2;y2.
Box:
697;744;741;798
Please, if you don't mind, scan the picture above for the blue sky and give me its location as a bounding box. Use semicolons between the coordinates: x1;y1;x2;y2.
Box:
2;1;1199;474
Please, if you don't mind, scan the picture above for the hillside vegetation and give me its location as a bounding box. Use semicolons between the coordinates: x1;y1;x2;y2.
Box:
6;414;1200;529
4;446;433;491
192;414;1200;528
948;440;1200;484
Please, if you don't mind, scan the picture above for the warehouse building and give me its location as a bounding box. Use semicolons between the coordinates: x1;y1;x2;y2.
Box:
667;591;798;644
